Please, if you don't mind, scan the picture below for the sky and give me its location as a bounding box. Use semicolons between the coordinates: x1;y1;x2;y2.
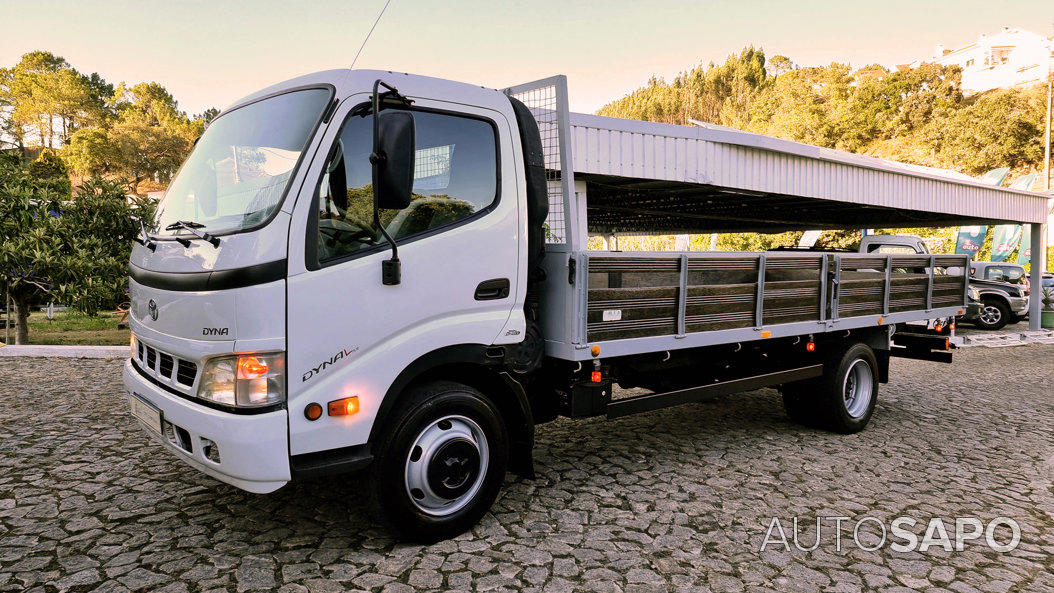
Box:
2;0;1052;116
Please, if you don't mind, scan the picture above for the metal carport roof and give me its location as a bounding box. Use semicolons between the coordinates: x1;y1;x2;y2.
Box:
568;112;1050;234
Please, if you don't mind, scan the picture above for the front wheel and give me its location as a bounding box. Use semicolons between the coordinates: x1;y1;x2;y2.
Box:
975;299;1009;330
367;381;508;542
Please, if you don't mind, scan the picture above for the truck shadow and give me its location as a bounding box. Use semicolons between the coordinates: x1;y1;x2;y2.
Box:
204;385;917;544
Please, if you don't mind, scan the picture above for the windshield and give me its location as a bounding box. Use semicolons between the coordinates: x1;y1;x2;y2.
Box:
153;87;331;235
985;265;1026;284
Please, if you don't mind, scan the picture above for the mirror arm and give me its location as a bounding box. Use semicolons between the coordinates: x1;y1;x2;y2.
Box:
372;79;402;286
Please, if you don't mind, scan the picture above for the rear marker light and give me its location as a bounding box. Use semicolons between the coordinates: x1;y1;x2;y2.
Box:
934;324;944;333
805;341;816;352
950;322;956;331
305;403;323;421
590;371;602;383
328;396;359;416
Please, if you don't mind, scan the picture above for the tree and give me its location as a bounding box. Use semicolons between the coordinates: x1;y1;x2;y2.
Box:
0;156;65;344
0;152;145;343
65;81;204;184
0;51;110;151
597;47;770;128
768;55;794;77
52;177;151;316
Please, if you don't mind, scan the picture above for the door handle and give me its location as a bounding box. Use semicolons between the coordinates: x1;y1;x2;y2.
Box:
474;278;510;300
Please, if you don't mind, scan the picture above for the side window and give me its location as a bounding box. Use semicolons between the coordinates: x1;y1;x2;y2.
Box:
315;109;497;262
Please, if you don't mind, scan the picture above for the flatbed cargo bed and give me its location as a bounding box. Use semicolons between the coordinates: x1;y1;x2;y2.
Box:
541;250;967;360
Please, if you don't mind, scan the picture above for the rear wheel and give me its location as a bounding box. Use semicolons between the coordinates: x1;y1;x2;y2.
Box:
815;343;879;433
782;342;879;433
976;299;1009;330
367;381;508;542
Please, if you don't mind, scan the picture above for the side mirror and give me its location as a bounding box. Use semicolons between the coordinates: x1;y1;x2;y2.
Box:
372;110;415;210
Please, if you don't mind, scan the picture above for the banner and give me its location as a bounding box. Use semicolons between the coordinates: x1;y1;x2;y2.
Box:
1008;173;1036;191
990;225;1022;262
798;230;822;248
978;167;1010;186
954;225;986;257
1016;226;1031;265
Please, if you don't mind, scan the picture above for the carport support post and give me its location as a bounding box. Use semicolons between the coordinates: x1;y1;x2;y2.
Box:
1028;222;1046;331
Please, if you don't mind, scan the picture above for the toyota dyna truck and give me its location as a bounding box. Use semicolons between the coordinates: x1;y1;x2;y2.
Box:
124;70;974;541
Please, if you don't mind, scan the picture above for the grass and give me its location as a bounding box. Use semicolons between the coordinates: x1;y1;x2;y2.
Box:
6;309;131;346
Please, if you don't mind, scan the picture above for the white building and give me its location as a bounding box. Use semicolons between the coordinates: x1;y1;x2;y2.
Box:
915;27;1053;94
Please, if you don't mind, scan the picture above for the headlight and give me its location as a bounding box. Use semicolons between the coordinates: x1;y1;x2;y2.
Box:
968;287;980;300
198;352;285;408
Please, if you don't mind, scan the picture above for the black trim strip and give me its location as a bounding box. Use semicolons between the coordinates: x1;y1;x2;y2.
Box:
290;444;373;479
129;259;286;291
607;364;825;419
131;358;284;415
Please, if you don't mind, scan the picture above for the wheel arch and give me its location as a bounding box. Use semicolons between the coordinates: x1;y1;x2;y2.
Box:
369;344;535;478
978;289;1012;306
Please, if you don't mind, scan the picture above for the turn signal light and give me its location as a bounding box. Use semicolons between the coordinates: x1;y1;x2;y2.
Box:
328;396;360;416
237;355;269;380
590;371;602;383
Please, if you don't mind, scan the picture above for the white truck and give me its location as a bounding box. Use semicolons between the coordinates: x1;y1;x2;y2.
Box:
124;70;968;541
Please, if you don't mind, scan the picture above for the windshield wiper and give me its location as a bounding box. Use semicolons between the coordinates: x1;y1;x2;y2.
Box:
165;220;220;248
133;217;157;251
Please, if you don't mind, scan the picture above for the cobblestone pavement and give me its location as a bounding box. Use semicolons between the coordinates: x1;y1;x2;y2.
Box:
1;346;1052;593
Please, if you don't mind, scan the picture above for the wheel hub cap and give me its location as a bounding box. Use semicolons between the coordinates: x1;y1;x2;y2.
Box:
842;358;874;419
981;305;1001;324
404;415;489;517
427;439;481;498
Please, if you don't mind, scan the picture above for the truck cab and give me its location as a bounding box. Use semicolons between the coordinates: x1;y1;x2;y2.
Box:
125;70;543;531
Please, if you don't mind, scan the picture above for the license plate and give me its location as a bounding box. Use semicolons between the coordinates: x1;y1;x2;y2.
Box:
129;393;162;435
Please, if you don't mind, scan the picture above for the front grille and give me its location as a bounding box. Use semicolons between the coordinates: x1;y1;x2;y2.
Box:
175;361;197;387
133;337;198;393
159;353;174;378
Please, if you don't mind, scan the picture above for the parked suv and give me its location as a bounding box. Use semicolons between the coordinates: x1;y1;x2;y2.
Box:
961;261;1030;330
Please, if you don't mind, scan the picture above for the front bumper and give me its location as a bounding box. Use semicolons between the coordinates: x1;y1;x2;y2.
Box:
1008;296;1029;316
962;302;983;321
122;359;290;493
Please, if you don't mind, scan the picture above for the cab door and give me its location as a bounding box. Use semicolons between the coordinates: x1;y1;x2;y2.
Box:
284;89;525;456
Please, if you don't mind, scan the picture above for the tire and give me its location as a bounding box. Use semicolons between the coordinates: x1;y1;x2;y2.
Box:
976;299;1010;330
812;342;880;434
366;381;508;542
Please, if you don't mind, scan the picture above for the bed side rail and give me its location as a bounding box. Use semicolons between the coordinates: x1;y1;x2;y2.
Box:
584;252;969;343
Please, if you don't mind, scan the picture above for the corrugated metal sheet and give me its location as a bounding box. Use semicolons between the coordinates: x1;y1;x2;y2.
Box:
569;112;1049;224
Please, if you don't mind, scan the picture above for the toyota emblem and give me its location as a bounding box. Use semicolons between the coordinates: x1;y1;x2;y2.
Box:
147;299;158;321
